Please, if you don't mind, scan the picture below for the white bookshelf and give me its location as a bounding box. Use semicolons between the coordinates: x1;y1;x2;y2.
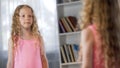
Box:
57;0;82;68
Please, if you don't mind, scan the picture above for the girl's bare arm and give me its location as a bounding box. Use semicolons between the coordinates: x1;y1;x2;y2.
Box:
40;37;49;68
7;38;14;68
81;28;93;68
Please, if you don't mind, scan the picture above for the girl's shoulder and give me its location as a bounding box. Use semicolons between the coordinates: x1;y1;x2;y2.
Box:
33;35;42;40
32;35;43;44
81;25;95;43
83;24;96;36
82;25;94;36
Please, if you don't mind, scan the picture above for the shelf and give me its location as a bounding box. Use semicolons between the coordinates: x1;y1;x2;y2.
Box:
57;1;81;7
57;0;82;68
61;62;82;66
59;31;80;36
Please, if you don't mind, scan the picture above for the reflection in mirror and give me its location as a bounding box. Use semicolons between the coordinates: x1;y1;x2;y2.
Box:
0;0;60;68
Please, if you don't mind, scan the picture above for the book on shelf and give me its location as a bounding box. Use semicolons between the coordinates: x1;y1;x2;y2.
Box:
58;16;78;33
68;16;77;28
65;17;75;31
71;44;79;61
63;44;71;62
68;44;75;62
61;18;72;32
59;19;68;32
60;46;67;63
60;44;79;63
59;21;66;33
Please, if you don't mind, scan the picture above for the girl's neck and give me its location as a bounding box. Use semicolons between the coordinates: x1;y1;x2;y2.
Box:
20;28;33;40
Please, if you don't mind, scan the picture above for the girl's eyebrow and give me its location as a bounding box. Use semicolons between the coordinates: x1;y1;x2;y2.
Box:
19;13;32;15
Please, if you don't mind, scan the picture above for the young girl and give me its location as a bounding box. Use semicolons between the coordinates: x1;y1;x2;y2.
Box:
79;0;120;68
7;4;48;68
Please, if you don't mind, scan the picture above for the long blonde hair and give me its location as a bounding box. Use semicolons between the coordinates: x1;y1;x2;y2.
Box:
80;0;120;68
11;4;41;48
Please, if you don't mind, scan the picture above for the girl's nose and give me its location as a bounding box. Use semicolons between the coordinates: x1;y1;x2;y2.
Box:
25;16;30;20
25;15;32;19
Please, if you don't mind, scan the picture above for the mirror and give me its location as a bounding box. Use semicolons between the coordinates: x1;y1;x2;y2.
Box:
0;0;60;68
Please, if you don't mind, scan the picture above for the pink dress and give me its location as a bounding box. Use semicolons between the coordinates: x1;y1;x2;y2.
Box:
14;37;42;68
88;24;105;68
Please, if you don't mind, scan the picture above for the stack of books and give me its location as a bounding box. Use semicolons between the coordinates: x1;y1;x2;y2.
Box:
60;44;79;63
58;16;77;33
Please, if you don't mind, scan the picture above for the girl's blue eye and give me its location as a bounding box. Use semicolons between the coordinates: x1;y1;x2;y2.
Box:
28;15;32;17
22;15;25;17
19;15;32;18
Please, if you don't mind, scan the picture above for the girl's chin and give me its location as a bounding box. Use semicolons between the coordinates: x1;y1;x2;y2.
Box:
22;26;31;30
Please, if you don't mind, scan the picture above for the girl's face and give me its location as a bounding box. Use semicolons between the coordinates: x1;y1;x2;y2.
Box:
19;7;33;29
